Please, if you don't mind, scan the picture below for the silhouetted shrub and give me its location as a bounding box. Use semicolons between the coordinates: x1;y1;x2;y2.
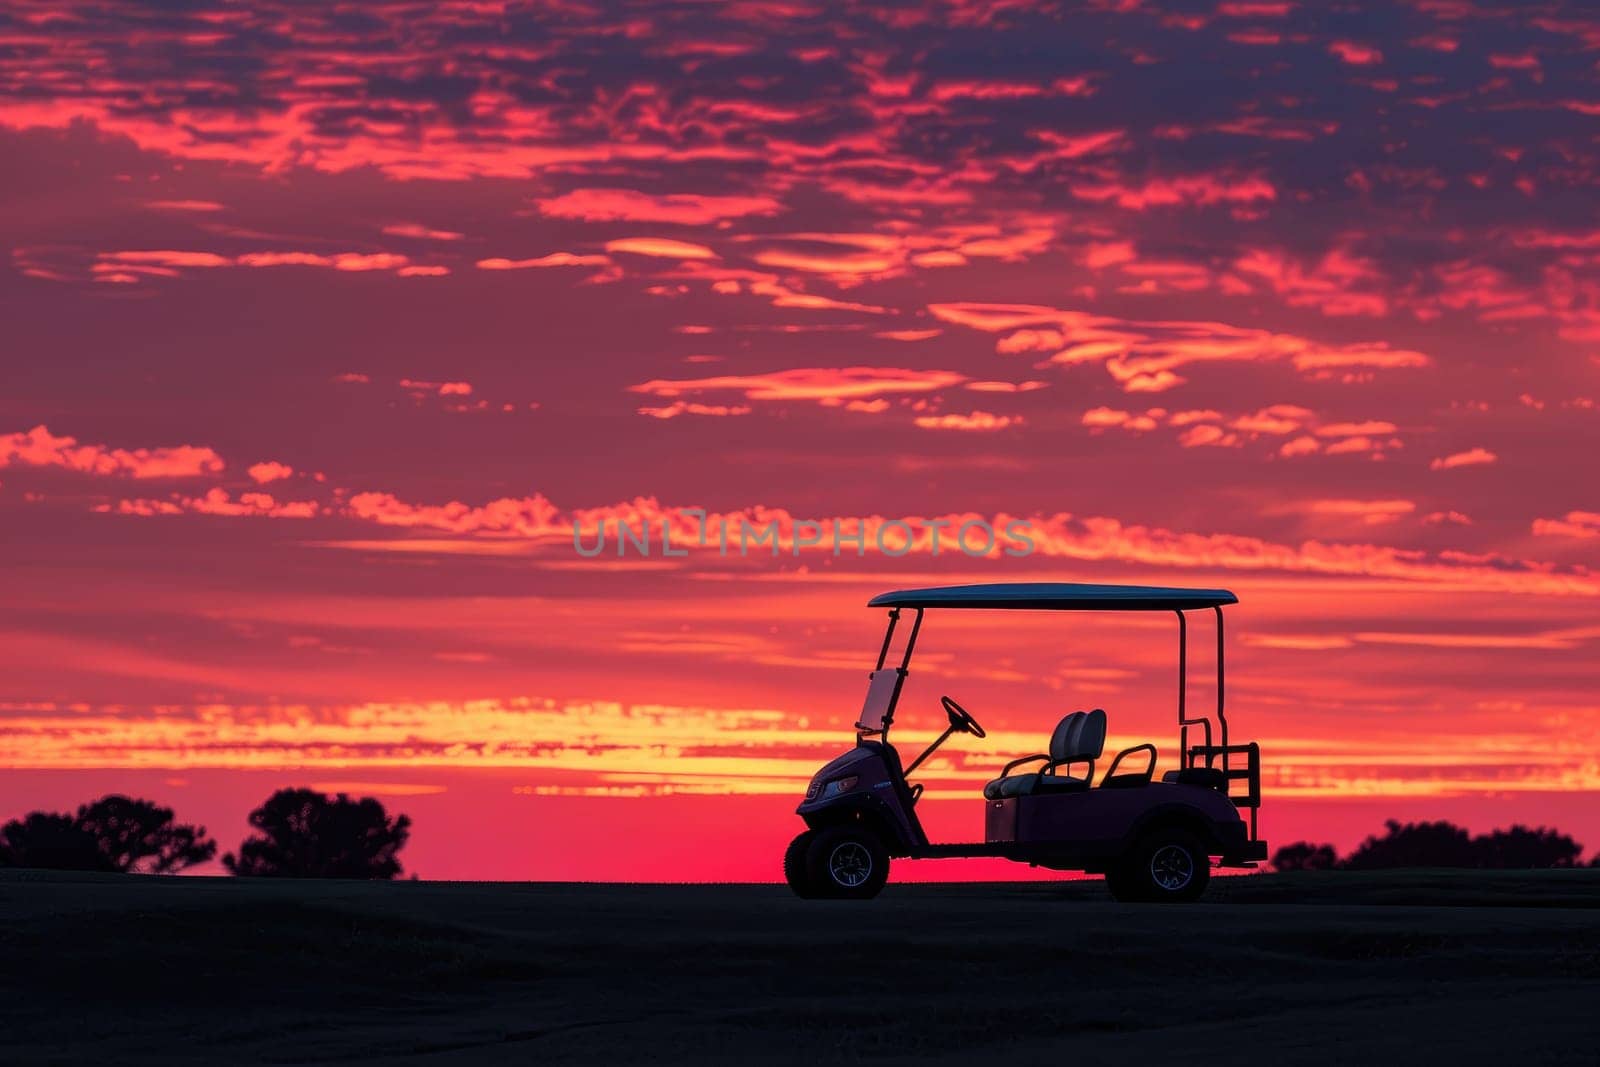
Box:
0;812;108;870
1472;825;1583;869
0;795;216;873
1342;820;1476;869
224;788;410;879
1339;820;1588;871
1272;841;1339;872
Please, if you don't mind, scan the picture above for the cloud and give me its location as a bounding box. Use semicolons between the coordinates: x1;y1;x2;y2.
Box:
1071;174;1277;211
603;238;718;260
1;425;223;478
1233;245;1388;316
92;249;434;281
929;302;1429;392
476;253;611;270
537;188;781;225
100;488;318;519
912;411;1021;431
1328;41;1383;65
1302;500;1417;525
1431;448;1498;470
145;200;223;212
382;223;465;241
1532;511;1600;539
637;402;752;419
247;461;294;484
629;367;966;404
1082;407;1158;431
1077;403;1404;459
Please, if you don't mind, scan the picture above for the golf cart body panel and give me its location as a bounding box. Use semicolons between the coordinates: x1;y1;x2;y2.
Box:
797;744;922;853
787;581;1268;899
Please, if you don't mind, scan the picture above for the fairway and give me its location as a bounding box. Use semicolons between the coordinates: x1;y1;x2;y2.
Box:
4;869;1599;1064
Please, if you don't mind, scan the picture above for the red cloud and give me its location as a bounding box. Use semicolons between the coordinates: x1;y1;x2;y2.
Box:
637;402;753;419
1071;174;1276;210
1233;245;1388;316
912;411;1021;431
1;425;223;478
93;250;433;281
382;223;465;241
1328;41;1383;65
537;188;782;225
103;488;318;519
604;238;718;260
476;253;610;270
931;302;1429;392
247;461;294;484
1531;511;1600;539
1430;448;1498;470
145;200;223;212
630;367;966;403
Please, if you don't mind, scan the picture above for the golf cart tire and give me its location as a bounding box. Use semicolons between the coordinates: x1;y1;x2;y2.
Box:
784;830;818;898
1109;827;1210;903
805;825;889;899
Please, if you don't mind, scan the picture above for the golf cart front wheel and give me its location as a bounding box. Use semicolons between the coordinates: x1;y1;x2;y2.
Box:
1108;828;1210;903
805;825;889;899
784;830;818;898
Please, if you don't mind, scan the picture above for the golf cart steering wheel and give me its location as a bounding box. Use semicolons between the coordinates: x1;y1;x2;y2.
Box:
940;695;987;739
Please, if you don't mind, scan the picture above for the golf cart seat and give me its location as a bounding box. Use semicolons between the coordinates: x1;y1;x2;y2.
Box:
982;709;1106;799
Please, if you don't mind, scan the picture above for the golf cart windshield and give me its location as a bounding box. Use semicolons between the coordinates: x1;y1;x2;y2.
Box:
856;668;901;734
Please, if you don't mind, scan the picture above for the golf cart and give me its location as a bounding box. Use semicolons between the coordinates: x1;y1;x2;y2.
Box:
784;582;1266;902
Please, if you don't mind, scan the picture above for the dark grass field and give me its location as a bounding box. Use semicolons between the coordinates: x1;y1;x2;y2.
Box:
4;869;1600;1064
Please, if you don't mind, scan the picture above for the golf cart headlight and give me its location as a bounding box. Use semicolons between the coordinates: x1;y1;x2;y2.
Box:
822;775;859;798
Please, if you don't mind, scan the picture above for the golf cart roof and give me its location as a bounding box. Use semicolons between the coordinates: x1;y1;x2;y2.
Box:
867;582;1237;612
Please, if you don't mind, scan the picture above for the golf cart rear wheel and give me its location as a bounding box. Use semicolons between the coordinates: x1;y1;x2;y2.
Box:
1109;828;1210;903
805;825;889;899
784;830;818;898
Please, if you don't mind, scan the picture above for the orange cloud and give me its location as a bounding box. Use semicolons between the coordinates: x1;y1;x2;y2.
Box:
1431;448;1498;470
629;367;966;404
1;425;223;479
1532;511;1600;539
145;199;223;212
1303;500;1416;525
101;488;318;519
1233;245;1388;316
930;302;1430;393
247;461;294;484
912;411;1021;431
637;402;753;419
603;238;718;260
382;223;464;241
537;188;781;225
476;253;611;269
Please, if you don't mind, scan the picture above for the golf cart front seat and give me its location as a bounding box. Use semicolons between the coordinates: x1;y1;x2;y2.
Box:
982;709;1106;799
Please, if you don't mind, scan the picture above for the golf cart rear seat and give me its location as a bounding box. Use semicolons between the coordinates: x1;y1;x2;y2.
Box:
982;709;1106;798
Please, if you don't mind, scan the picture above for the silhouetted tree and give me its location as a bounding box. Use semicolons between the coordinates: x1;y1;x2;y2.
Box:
1342;820;1476;869
0;796;216;873
1272;841;1339;872
1471;825;1583;869
224;788;410;879
0;812;108;870
73;795;217;873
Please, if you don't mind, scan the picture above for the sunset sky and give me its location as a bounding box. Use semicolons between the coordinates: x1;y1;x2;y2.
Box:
2;0;1598;879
